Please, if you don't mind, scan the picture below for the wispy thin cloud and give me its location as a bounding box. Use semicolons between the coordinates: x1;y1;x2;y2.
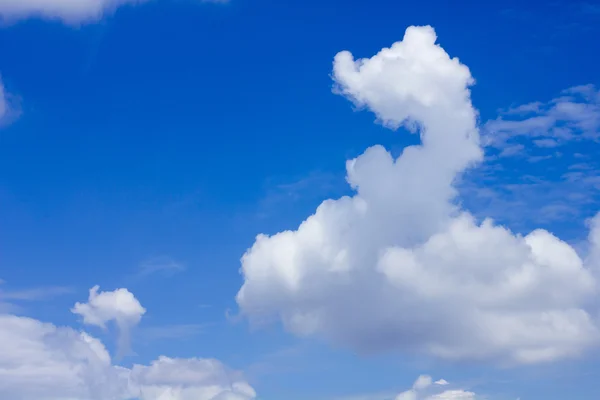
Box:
0;283;73;301
137;256;185;278
0;282;73;314
461;157;600;237
484;84;600;154
460;84;600;237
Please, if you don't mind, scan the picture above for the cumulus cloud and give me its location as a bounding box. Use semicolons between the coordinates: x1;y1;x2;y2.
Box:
0;289;255;400
0;0;150;24
72;285;146;357
236;25;600;364
131;356;256;400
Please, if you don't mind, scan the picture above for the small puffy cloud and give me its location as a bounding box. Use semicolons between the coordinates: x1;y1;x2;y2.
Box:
434;380;449;386
236;25;600;365
72;285;146;356
0;294;256;400
0;0;149;25
72;285;145;328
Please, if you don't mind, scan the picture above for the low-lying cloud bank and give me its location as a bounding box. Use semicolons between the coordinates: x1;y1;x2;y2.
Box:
396;375;476;400
0;285;256;400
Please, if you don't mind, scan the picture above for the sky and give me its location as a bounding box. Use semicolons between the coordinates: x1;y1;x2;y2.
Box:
1;0;600;399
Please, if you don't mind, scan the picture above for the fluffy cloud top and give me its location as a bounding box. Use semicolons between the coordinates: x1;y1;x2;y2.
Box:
72;285;146;329
0;0;149;24
72;285;146;357
236;25;600;364
0;288;255;400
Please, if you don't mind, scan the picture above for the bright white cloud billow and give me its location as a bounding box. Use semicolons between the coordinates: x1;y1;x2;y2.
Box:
0;286;256;400
72;285;146;356
0;0;149;24
72;285;146;329
236;25;600;364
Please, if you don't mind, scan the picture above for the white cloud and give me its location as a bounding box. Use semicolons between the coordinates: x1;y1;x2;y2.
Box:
396;390;417;400
131;356;256;400
236;25;600;364
0;288;256;400
395;376;476;400
396;375;433;400
413;375;433;390
426;390;475;400
72;285;146;357
0;0;149;24
0;0;228;24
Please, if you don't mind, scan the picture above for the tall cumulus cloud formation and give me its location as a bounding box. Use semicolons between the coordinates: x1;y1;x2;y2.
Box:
236;25;600;364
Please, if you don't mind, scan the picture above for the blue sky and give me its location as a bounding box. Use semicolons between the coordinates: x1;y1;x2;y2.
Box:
1;1;600;399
